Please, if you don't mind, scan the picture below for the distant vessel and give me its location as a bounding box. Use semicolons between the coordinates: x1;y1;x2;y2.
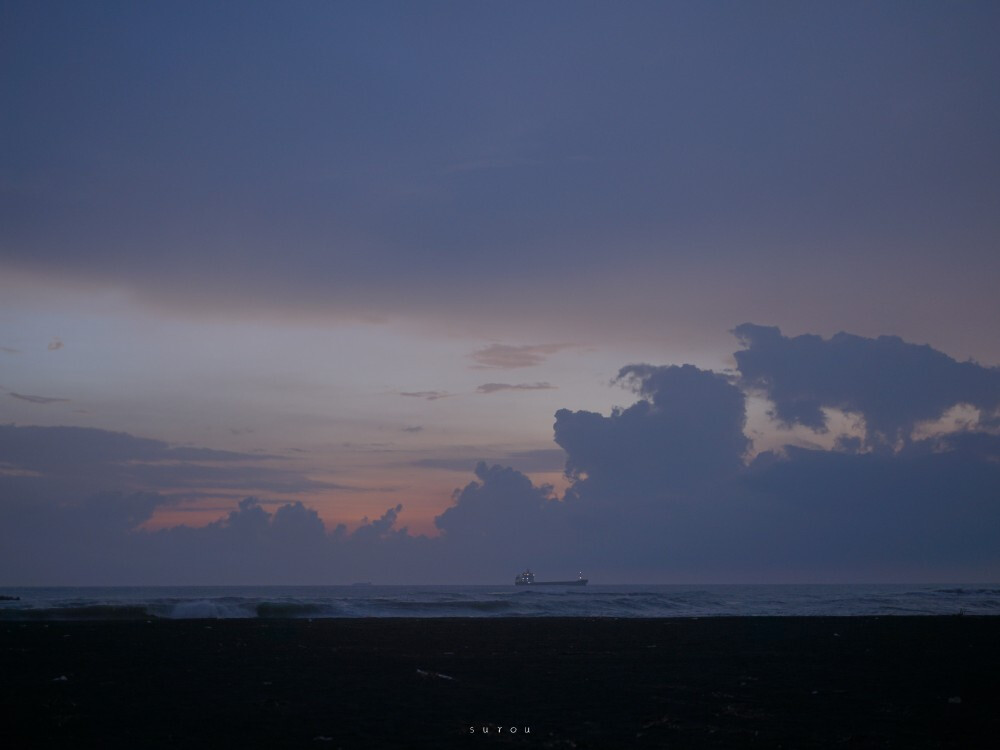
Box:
514;569;588;586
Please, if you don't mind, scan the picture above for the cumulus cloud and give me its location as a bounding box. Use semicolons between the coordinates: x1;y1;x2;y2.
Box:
4;325;1000;583
9;392;70;404
352;504;406;542
740;445;1000;576
733;323;1000;449
0;483;426;585
555;364;749;499
476;382;556;394
434;462;565;568
469;343;573;369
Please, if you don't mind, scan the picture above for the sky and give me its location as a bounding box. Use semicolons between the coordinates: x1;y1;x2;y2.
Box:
2;0;999;584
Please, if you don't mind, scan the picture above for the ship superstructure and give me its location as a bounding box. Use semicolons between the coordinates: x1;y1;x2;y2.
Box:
514;569;587;586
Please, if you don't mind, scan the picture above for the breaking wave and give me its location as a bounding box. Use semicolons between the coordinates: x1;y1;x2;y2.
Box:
1;584;999;620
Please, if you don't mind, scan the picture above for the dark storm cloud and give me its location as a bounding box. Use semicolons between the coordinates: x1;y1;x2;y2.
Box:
470;344;572;369
433;463;563;569
733;324;1000;449
554;364;749;497
9;392;70;404
739;446;1000;575
476;382;555;394
542;337;999;577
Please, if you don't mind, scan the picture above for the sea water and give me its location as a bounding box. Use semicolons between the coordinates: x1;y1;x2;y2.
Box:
1;584;998;619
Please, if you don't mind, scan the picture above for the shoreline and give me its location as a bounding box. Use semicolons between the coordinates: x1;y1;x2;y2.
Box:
3;616;998;748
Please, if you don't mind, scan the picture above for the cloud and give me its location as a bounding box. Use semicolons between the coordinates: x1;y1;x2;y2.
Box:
915;430;1000;462
9;392;70;404
0;493;340;584
4;325;1000;583
47;337;63;351
733;323;1000;449
0;439;381;579
0;425;325;507
738;445;1000;576
0;425;272;470
399;391;450;401
469;343;573;369
412;448;567;475
434;463;562;567
476;382;556;394
1;347;19;354
401;425;424;433
2;2;999;370
554;363;750;498
351;504;406;543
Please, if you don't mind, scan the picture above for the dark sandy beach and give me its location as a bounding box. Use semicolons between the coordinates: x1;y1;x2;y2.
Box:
2;616;998;748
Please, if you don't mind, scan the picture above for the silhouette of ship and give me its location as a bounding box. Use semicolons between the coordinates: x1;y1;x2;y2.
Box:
514;569;588;586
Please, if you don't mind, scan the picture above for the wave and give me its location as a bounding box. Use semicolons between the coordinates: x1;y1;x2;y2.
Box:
0;598;334;621
0;604;152;621
366;598;517;614
2;584;999;620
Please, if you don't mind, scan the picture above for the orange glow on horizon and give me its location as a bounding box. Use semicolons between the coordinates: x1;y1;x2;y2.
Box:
139;465;572;538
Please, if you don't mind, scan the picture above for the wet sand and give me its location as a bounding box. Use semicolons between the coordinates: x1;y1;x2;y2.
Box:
2;616;998;748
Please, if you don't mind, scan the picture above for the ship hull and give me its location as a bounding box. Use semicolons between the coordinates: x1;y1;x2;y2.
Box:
515;580;587;586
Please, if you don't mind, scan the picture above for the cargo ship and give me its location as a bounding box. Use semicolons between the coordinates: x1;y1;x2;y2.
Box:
514;569;588;586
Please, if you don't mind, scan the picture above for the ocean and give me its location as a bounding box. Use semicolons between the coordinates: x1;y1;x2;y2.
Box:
1;583;998;619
